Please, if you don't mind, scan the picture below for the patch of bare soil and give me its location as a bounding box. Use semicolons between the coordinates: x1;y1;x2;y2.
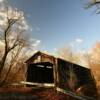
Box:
0;87;78;100
0;87;38;100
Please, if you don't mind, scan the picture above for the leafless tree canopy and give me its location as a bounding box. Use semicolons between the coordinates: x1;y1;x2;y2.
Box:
85;0;100;13
0;6;30;86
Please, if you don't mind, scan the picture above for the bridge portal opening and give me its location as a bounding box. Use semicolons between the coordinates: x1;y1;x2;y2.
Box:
27;62;54;84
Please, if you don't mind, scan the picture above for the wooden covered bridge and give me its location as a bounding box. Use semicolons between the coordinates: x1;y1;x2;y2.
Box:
25;51;97;98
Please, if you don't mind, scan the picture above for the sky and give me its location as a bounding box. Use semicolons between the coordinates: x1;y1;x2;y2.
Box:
2;0;100;54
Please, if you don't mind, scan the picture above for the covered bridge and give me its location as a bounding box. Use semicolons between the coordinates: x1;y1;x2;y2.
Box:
25;51;97;97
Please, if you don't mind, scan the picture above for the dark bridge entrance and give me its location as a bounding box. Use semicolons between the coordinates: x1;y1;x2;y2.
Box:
27;62;54;83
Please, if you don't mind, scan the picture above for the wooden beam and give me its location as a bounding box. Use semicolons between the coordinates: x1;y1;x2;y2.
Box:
20;81;55;88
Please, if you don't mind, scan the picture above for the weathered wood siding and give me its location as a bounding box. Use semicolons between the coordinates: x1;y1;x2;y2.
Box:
57;58;95;91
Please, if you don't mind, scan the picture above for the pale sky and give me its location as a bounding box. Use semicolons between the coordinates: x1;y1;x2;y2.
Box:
2;0;100;53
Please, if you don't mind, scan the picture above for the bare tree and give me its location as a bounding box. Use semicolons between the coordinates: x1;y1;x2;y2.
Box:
56;46;72;61
56;46;82;64
85;0;100;13
0;6;30;86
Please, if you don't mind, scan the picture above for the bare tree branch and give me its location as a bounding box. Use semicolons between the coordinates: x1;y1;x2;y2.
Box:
0;7;30;86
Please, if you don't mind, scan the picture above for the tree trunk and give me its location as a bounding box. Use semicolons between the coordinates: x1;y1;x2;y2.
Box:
0;51;8;78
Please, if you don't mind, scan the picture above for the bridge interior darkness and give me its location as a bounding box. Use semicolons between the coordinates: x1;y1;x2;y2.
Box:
27;62;54;83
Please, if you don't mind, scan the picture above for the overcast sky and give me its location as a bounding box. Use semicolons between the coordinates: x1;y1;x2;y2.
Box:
4;0;100;53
